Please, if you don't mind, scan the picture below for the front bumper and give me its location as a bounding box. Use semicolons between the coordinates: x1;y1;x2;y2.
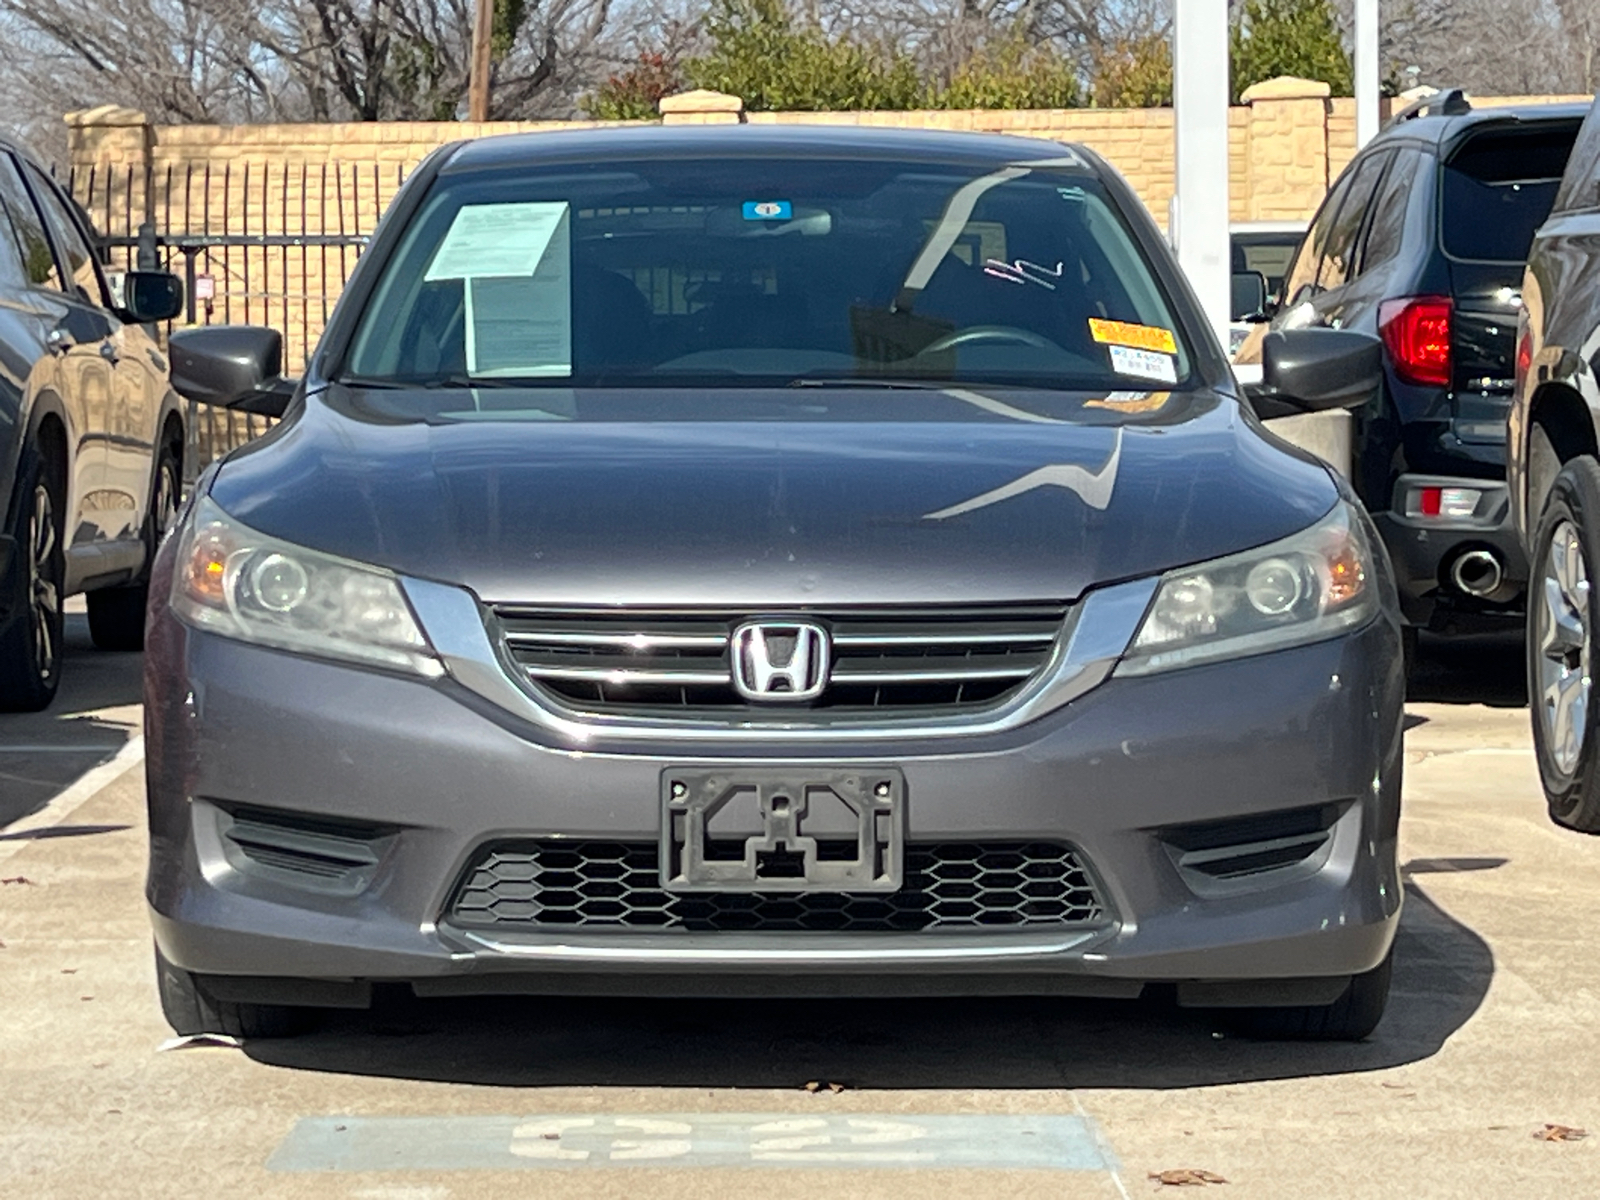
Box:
1373;473;1527;629
145;610;1405;1005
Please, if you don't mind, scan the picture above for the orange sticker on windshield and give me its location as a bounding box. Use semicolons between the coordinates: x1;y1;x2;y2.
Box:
1089;319;1178;355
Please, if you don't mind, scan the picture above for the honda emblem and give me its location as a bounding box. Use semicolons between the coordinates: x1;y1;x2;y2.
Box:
730;621;830;702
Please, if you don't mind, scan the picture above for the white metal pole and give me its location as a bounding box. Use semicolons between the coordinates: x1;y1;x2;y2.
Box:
1355;0;1380;147
1173;0;1231;346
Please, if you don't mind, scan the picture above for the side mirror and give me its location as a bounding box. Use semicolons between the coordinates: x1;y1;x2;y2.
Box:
1245;328;1382;421
119;271;185;323
167;325;294;417
1230;270;1269;321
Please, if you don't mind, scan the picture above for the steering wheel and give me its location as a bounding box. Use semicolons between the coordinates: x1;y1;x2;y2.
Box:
913;325;1064;357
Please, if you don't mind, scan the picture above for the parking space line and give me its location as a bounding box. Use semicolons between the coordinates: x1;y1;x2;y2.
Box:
267;1113;1117;1173
0;736;144;860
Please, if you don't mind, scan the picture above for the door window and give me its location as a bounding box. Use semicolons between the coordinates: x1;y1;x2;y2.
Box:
24;164;105;305
0;155;66;291
1280;172;1351;307
0;190;30;289
1359;147;1423;273
1316;151;1390;290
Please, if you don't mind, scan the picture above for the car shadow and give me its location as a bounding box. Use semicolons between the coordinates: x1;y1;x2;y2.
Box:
1406;631;1526;707
244;881;1491;1090
0;614;143;827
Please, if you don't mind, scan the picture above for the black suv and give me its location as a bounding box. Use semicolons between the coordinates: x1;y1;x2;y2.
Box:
0;138;185;710
1509;97;1600;831
1262;91;1587;643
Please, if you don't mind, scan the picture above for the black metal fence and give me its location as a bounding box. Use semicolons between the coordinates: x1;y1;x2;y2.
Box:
66;160;407;475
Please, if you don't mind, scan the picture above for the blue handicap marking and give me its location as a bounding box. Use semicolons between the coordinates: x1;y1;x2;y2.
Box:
267;1112;1116;1172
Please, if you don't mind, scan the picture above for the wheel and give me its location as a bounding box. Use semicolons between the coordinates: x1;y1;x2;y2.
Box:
1226;949;1393;1041
1529;457;1600;832
154;946;310;1039
0;438;65;712
86;437;180;652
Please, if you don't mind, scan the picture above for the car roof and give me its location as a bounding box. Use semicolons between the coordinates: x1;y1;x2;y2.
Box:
440;123;1099;174
1370;101;1591;153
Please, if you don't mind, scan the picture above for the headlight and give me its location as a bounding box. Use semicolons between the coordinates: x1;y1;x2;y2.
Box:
171;497;442;677
1117;502;1377;676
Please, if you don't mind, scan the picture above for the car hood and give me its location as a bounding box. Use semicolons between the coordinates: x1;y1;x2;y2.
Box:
208;384;1338;607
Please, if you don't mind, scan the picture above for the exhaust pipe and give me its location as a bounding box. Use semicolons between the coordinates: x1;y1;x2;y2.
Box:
1450;549;1504;598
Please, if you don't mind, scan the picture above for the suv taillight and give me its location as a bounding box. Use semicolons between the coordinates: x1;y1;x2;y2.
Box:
1378;296;1453;387
1515;322;1534;395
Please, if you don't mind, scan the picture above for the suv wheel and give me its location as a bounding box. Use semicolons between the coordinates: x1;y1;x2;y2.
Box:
1226;949;1393;1041
1530;457;1600;832
86;439;179;652
0;441;65;712
154;946;310;1039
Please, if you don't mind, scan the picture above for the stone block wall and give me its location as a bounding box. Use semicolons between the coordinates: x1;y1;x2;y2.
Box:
64;82;1592;364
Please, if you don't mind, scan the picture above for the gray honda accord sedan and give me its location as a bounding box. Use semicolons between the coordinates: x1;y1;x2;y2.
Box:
145;125;1405;1041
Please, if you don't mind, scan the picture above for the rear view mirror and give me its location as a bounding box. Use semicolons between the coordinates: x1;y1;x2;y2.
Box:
120;271;185;323
1231;270;1269;321
1245;329;1382;421
167;325;295;418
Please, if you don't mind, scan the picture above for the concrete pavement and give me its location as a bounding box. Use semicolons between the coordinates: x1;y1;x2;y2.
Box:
1;634;1596;1198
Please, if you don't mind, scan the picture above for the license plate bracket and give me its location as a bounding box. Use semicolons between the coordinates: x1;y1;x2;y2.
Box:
661;767;904;893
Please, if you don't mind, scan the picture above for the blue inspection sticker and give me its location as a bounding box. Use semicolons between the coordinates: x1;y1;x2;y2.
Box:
742;200;793;221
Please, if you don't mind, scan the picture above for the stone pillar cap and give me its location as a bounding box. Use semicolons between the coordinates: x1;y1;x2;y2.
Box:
658;89;744;116
1240;76;1333;104
64;105;151;127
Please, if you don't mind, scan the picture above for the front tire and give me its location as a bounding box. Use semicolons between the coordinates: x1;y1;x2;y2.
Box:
0;440;65;712
154;946;310;1039
1529;457;1600;832
86;438;180;652
1227;950;1393;1041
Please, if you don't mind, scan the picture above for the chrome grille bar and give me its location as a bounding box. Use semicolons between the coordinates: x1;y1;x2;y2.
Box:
493;604;1069;716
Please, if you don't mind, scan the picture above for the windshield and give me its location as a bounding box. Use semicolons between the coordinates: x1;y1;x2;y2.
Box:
344;156;1192;392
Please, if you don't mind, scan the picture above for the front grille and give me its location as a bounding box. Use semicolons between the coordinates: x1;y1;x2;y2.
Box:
446;840;1106;933
492;605;1066;715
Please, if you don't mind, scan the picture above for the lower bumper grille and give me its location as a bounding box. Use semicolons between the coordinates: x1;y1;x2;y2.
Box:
447;840;1105;933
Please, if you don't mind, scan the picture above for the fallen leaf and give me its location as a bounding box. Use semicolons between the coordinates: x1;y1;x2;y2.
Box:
1534;1124;1589;1142
1149;1168;1228;1186
804;1081;820;1093
827;1082;846;1094
60;968;77;975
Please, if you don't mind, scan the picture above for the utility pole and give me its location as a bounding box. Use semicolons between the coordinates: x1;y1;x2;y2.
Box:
469;0;494;122
1173;0;1231;344
1355;0;1379;147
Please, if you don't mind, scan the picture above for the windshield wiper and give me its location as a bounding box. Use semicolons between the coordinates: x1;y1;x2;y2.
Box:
787;377;956;390
339;375;538;390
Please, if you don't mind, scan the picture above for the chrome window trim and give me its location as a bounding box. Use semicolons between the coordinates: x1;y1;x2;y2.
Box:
402;575;1158;744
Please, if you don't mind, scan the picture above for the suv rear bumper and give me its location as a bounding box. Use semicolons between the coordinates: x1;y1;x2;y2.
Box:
1373;474;1527;628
